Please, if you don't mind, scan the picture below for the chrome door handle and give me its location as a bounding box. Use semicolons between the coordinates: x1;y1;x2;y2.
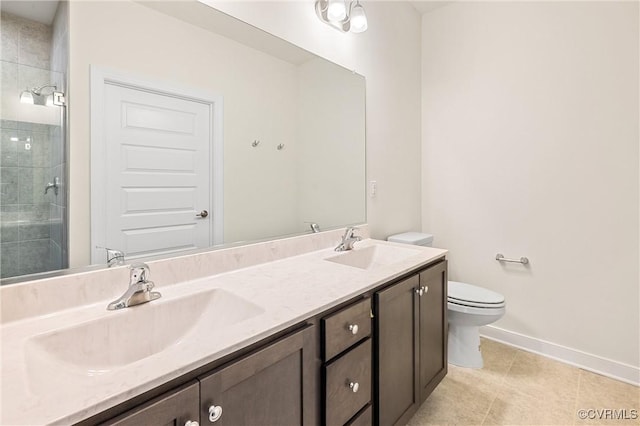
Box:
196;210;209;218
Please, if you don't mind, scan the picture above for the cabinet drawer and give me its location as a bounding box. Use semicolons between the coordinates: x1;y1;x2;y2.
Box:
323;298;371;360
325;339;372;426
346;404;372;426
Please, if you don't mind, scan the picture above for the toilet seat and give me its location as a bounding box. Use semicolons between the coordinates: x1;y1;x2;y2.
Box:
448;281;505;309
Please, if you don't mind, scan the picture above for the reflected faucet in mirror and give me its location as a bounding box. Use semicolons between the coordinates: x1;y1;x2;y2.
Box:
102;248;125;268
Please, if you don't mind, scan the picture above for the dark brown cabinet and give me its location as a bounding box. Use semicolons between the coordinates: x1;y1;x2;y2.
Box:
374;260;448;426
418;262;448;400
199;325;317;426
101;381;200;426
322;298;372;361
322;298;372;426
101;326;316;426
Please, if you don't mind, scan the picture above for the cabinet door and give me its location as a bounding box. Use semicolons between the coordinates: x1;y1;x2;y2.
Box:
199;325;316;426
375;274;420;426
419;261;448;402
102;381;199;426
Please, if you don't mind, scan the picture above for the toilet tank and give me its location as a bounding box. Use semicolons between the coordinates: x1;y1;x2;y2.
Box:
387;232;433;247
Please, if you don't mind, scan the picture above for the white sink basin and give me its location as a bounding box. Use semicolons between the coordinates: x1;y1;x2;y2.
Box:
325;244;420;270
25;289;263;374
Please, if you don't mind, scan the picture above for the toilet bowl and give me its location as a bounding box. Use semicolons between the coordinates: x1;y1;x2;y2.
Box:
447;281;505;368
387;232;507;369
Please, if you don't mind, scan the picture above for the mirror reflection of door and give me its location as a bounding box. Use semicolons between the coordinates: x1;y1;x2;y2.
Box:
92;80;216;264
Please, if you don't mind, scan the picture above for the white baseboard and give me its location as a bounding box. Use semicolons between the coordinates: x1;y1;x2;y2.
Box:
480;325;640;387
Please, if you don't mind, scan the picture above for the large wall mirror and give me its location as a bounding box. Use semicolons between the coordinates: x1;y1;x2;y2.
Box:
0;0;366;284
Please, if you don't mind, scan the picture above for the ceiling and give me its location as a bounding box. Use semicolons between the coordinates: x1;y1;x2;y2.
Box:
410;1;451;14
0;0;450;25
0;1;59;25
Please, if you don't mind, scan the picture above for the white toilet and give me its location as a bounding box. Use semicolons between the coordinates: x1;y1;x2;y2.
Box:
447;281;505;368
387;232;506;369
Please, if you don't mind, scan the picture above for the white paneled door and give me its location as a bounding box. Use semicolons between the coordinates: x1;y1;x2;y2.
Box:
98;82;212;261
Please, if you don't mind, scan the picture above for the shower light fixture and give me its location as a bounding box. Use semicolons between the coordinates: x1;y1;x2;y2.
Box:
20;90;34;104
315;0;368;33
19;84;66;106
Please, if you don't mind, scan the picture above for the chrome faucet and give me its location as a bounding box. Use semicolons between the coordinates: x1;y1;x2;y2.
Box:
335;227;362;252
107;263;161;310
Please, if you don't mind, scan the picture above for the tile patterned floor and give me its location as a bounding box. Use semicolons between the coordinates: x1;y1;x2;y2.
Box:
408;338;640;426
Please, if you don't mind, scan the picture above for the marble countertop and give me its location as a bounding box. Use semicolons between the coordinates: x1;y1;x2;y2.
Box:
0;238;447;425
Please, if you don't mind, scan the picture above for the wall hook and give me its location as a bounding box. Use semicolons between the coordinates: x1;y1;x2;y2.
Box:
277;143;285;150
251;139;260;147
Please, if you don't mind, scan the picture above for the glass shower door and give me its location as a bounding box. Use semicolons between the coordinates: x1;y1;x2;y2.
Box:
0;8;68;281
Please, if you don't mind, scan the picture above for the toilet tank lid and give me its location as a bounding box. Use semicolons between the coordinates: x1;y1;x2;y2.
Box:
388;232;433;246
448;281;505;305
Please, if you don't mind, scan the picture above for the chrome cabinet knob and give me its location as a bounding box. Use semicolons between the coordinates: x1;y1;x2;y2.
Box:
209;405;223;422
348;381;359;393
185;421;199;426
422;285;429;294
348;324;359;335
415;287;423;296
196;210;209;218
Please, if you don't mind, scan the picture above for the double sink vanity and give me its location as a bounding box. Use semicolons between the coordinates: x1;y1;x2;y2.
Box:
1;227;448;425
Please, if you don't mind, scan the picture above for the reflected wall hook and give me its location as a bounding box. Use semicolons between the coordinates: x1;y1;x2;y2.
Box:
305;222;320;233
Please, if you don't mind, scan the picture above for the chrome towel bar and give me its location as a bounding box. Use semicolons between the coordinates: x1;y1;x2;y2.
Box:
496;254;529;265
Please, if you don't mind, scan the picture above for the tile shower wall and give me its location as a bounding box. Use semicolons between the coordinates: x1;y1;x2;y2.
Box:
0;10;67;279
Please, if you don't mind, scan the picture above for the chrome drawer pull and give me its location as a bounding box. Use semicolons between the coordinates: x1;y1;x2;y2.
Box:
185;421;199;426
348;324;359;335
209;405;223;422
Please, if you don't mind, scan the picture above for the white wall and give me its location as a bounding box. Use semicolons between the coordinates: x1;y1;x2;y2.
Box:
422;2;639;379
209;1;423;240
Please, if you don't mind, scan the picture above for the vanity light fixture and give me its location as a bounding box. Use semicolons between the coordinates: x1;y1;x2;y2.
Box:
315;0;368;33
19;84;66;106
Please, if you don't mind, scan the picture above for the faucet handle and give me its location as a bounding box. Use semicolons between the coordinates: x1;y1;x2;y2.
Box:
343;226;358;239
129;263;150;286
